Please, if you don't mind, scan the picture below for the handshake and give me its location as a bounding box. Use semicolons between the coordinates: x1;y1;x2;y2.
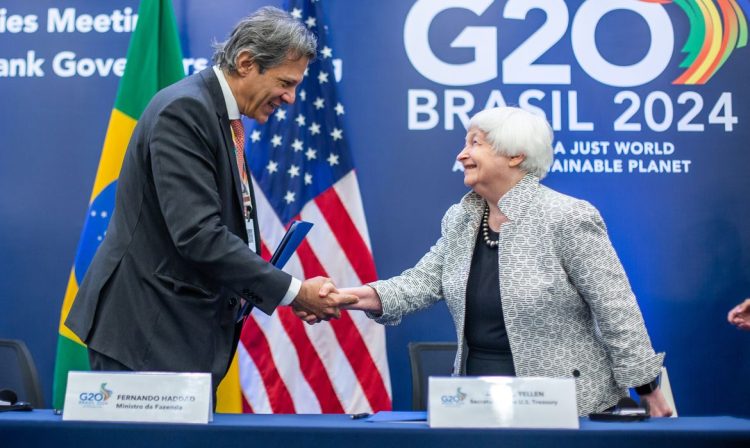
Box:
290;277;382;325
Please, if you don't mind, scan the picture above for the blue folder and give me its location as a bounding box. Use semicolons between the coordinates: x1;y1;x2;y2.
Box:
270;220;314;269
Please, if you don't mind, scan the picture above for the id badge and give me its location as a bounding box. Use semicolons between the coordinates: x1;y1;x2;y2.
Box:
245;216;256;249
242;190;255;250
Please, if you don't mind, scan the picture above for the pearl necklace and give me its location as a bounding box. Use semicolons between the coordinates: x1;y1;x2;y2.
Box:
481;204;499;249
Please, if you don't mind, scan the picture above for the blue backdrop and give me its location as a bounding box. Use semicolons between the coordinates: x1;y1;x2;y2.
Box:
1;0;748;415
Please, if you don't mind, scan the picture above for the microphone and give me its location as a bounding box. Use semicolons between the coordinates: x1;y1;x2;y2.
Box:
614;397;649;416
589;396;650;421
0;389;18;405
0;389;32;412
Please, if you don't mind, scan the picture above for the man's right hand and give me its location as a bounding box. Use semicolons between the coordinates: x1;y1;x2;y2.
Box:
291;276;358;321
295;284;383;325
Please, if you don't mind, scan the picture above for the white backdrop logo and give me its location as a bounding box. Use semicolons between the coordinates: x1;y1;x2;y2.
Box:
404;0;747;174
404;0;674;88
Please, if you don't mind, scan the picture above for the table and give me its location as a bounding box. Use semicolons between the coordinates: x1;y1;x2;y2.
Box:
1;410;748;448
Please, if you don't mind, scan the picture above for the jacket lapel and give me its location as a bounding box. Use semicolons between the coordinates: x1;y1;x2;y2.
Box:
200;69;246;235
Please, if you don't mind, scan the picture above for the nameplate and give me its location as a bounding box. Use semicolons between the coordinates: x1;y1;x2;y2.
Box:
63;371;212;424
428;376;579;429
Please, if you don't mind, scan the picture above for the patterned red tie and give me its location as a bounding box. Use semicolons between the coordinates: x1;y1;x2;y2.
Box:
230;118;254;220
229;119;249;189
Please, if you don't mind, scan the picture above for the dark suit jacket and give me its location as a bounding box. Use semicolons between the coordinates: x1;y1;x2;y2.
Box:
66;69;291;386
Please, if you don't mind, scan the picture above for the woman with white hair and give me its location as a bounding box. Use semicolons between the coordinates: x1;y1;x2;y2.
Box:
305;106;672;416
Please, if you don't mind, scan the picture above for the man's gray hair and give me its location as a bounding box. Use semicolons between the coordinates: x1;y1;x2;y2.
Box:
212;6;317;73
469;106;554;179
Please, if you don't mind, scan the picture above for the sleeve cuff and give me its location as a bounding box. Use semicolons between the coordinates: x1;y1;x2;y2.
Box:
280;277;302;306
366;280;402;325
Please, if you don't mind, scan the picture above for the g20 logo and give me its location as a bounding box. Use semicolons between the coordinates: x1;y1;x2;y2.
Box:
78;383;113;405
440;387;468;406
78;392;104;402
404;0;748;87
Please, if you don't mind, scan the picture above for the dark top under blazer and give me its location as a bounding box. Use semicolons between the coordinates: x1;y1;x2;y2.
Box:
66;69;291;385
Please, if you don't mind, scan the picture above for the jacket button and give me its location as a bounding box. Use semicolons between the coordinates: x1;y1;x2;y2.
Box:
572;369;580;378
228;297;238;307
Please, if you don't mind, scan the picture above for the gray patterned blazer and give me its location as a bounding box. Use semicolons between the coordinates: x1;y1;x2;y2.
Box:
370;174;664;415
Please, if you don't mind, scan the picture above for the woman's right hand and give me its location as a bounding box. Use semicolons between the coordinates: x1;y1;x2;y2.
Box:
335;286;383;314
294;283;383;325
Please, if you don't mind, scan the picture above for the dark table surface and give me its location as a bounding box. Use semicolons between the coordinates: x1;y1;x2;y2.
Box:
1;410;749;448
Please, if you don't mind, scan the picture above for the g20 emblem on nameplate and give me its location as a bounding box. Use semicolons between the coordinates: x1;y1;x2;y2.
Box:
63;371;212;424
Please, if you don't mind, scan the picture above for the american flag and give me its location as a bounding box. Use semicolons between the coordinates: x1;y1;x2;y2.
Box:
236;0;392;413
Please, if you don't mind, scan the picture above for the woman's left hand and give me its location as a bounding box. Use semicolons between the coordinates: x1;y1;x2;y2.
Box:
639;388;673;417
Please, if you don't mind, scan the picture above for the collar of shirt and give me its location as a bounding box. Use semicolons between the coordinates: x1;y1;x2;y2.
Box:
213;65;240;120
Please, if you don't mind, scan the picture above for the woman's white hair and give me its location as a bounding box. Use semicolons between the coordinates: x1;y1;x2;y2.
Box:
469;106;554;179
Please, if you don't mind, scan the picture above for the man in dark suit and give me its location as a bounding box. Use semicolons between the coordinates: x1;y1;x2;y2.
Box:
66;7;355;391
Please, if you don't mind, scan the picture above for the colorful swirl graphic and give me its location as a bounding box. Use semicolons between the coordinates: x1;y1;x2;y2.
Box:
641;0;748;84
456;388;467;401
100;383;113;401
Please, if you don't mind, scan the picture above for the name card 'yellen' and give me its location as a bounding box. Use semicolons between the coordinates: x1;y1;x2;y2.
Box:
428;376;579;429
63;371;212;424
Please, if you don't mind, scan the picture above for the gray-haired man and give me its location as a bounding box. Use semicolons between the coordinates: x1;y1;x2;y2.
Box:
66;7;356;393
